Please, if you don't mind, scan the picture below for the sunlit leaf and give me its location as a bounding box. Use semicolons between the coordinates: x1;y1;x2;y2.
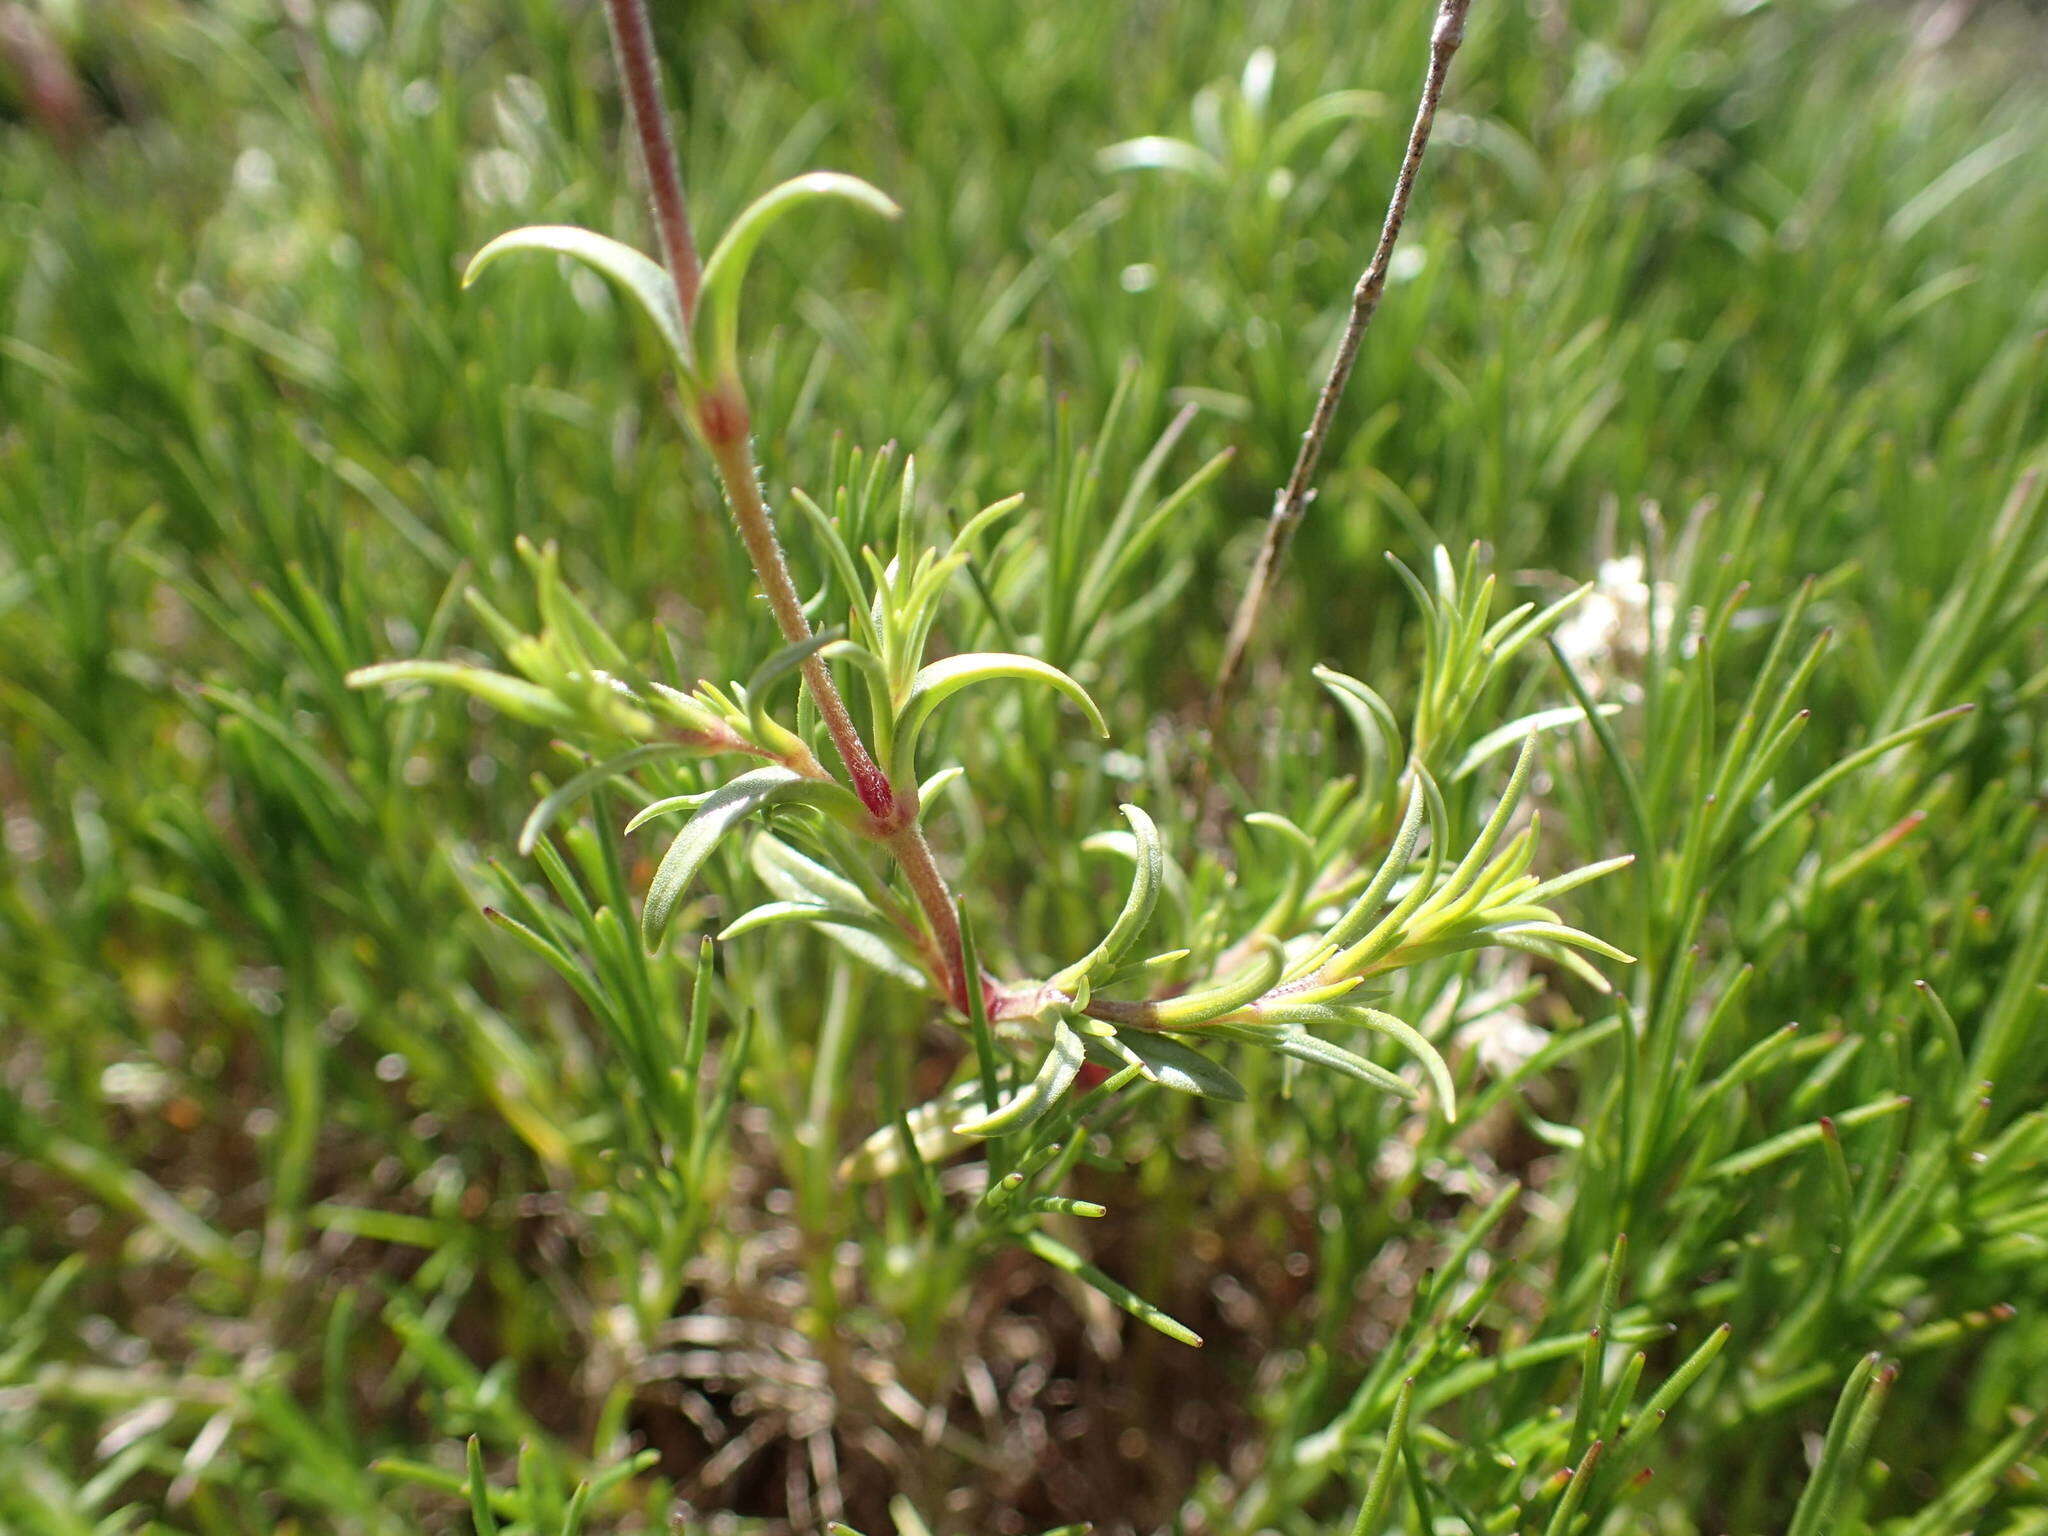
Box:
1096;135;1227;182
518;744;693;855
639;767;817;951
346;660;578;731
463;224;693;375
890;652;1108;783
1051;804;1163;991
696;172;900;378
1088;1028;1246;1102
953;1019;1086;1137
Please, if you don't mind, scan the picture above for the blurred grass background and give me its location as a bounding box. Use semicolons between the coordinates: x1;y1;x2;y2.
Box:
2;0;2046;1531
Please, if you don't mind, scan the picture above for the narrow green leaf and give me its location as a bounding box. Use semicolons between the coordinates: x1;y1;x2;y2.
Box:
1097;135;1228;181
1703;1094;1911;1181
1278;1029;1419;1098
1787;1354;1886;1536
954;1019;1087;1136
1738;706;1973;863
347;660;578;731
1092;1028;1247;1101
1023;1230;1203;1347
464;1437;499;1536
1612;1323;1731;1469
696;173;900;377
1317;665;1407;775
1358;1008;1457;1120
744;629;840;744
891;651;1109;783
1309;774;1430;965
750;832;925;986
1453;703;1622;781
838;1081;985;1181
716;898;892;941
519;744;691;855
1541;1437;1603;1536
1348;1376;1415;1536
1051;804;1164;990
464;224;692;375
638;767;807;952
1147;936;1284;1028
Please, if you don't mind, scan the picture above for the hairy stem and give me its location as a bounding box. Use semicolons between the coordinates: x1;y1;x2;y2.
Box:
601;0;702;324
885;823;970;1008
1212;0;1474;712
704;431;893;811
707;429;969;1006
597;0;971;1009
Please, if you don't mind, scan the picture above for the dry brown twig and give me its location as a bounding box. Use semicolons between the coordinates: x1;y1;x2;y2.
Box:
1211;0;1476;717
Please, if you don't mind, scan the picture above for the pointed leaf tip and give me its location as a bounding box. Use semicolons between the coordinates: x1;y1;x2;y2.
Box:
890;652;1109;783
463;224;694;375
697;172;901;377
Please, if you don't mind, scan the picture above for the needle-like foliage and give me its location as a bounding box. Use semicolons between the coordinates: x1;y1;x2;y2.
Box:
2;0;2045;1531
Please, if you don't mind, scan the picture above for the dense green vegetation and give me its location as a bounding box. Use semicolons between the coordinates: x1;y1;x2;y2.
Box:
2;0;2044;1531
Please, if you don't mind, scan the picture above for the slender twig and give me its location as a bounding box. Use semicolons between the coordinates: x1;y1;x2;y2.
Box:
602;0;702;324
1212;0;1475;713
600;0;971;1008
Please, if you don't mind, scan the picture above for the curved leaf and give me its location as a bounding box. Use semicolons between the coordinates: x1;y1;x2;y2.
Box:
638;767;809;951
750;831;870;910
891;652;1108;783
717;899;893;942
1433;733;1539;910
346;660;577;731
623;791;714;834
1096;135;1227;182
463;225;692;375
696;172;900;377
1356;1007;1457;1120
1023;1229;1203;1348
916;764;966;821
1051;804;1163;991
1303;772;1430;968
518;744;692;856
744;629;839;747
1090;1028;1246;1102
789;487;883;652
750;833;926;987
1315;664;1405;772
1268;90;1387;165
1452;703;1621;781
953;1019;1086;1137
836;1080;985;1181
1259;1027;1416;1099
1326;768;1451;979
1242;810;1317;938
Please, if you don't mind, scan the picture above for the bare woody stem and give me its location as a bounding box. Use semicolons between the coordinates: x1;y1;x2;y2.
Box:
600;0;972;1008
1212;0;1474;714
